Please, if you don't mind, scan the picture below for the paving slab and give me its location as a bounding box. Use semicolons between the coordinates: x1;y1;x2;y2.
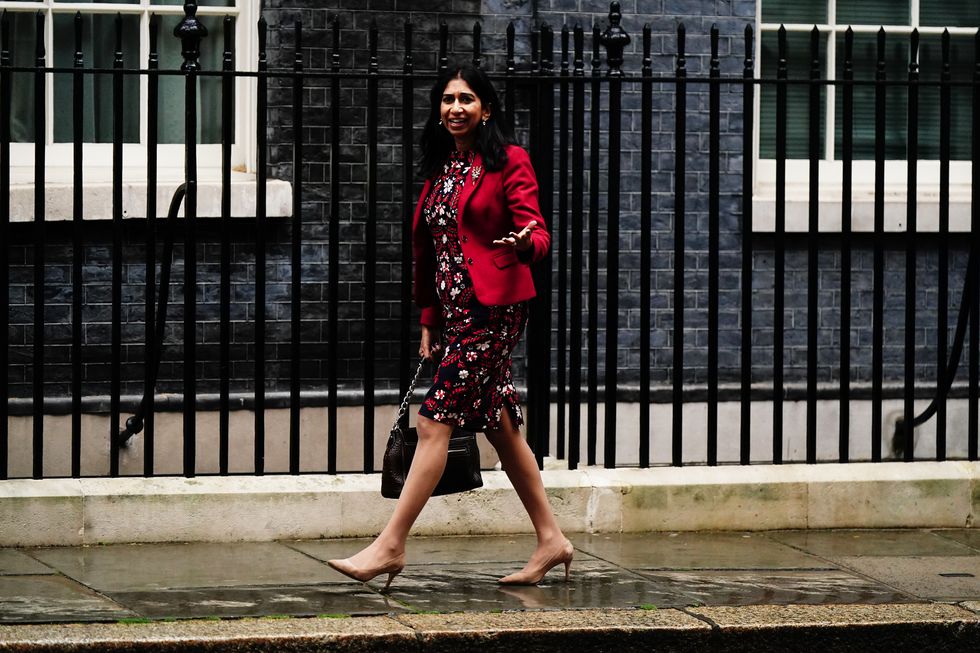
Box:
102;584;406;620
384;560;699;612
575;532;828;570
0;575;136;624
835;555;980;601
640;570;918;606
767;529;977;558
0;550;54;576
935;529;980;552
27;542;346;592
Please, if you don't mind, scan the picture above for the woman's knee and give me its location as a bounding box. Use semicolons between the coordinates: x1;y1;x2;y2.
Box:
415;415;453;442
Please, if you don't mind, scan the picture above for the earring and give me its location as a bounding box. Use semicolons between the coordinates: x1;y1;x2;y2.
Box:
482;119;487;126
438;119;443;126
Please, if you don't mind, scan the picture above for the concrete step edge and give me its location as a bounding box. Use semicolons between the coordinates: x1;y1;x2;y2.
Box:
1;604;978;652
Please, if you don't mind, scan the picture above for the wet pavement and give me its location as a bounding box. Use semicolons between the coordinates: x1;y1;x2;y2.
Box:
0;529;977;625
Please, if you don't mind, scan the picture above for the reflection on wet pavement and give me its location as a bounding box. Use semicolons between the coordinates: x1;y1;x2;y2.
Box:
103;584;406;619
1;529;977;623
640;570;918;606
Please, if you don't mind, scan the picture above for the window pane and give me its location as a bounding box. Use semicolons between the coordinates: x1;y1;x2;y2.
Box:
157;15;233;145
762;0;827;24
920;1;980;27
760;31;827;159
917;34;974;160
833;33;909;159
7;12;40;143
52;13;140;143
838;0;910;26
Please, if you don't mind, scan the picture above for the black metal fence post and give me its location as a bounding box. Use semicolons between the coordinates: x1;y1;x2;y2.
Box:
556;23;569;462
600;2;628;469
672;23;686;467
587;24;601;466
327;17;340;473
32;10;45;480
255;15;267;475
290;20;304;475
398;21;414;432
145;15;160;476
175;2;207;477
639;22;652;468
740;24;753;465
110;13;124;478
872;29;886;462
219;15;234;475
708;24;720;466
505;22;515;128
937;29;951;461
840;27;853;463
568;23;584;471
71;12;84;478
806;27;819;464
364;21;378;474
904;30;920;462
529;24;555;466
773;25;787;464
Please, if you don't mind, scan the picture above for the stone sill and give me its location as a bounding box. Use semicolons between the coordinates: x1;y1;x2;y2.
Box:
753;193;974;233
5;167;292;221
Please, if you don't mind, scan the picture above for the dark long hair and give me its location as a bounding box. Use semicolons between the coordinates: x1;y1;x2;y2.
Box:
418;65;515;180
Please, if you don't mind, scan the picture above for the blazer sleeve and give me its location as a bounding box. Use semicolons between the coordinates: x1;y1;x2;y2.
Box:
502;146;550;264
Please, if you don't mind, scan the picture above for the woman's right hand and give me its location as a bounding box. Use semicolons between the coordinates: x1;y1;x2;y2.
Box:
420;325;443;362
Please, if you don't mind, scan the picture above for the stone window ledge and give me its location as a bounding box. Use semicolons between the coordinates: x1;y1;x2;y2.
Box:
5;167;292;222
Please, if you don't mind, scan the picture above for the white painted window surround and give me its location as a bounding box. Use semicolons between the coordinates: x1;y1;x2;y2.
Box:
755;0;977;232
1;0;290;221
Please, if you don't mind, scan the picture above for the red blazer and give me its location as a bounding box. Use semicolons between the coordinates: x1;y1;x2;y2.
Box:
412;144;550;328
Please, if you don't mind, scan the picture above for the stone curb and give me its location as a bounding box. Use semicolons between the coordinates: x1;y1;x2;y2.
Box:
0;461;977;546
0;605;978;652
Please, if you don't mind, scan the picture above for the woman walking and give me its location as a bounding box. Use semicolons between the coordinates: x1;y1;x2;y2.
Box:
328;65;573;589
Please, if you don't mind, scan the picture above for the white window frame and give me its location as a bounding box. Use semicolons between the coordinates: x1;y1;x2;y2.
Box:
754;0;977;232
1;0;289;221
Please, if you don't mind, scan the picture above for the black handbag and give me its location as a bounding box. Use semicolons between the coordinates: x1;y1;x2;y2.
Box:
381;359;484;499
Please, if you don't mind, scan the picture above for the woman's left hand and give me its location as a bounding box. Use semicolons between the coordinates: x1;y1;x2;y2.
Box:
492;220;537;252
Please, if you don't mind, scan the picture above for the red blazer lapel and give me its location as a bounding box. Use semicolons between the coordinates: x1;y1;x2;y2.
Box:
455;150;484;227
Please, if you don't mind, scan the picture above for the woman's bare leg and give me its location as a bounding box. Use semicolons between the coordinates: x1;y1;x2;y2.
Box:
334;415;452;571
485;407;571;581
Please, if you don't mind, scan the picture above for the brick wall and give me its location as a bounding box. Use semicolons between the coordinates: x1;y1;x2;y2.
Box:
4;0;973;403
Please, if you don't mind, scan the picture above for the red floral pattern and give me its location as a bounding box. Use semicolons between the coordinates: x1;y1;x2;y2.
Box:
418;149;528;431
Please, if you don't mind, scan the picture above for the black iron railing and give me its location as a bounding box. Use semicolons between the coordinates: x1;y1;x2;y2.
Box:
0;2;978;479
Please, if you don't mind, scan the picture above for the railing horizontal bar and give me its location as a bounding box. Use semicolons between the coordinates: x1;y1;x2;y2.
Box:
5;66;979;88
6;380;973;416
0;4;240;16
760;23;978;35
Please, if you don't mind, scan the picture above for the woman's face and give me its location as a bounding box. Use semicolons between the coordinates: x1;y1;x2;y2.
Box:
440;77;490;148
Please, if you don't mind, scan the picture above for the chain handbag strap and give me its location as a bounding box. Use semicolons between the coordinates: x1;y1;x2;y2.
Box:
392;357;426;432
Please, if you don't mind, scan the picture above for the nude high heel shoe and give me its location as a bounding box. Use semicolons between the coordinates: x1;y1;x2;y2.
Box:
327;555;405;591
498;539;574;586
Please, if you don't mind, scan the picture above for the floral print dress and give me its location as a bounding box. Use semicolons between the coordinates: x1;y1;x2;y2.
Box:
417;149;528;432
